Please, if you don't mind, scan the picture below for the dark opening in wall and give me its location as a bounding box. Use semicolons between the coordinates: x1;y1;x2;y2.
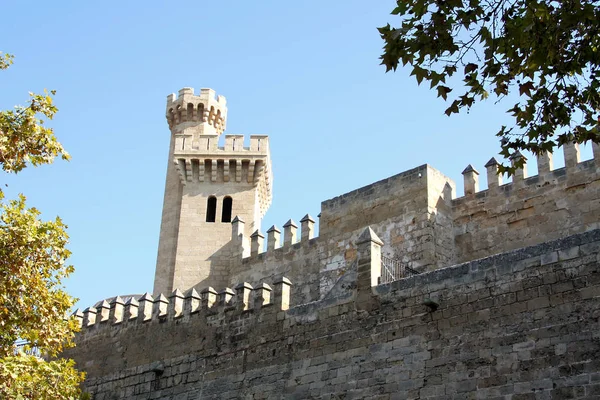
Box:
206;196;217;222
222;196;232;223
197;103;204;122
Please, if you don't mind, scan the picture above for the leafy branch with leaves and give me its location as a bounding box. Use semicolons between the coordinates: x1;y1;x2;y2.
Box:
379;0;600;173
0;51;84;399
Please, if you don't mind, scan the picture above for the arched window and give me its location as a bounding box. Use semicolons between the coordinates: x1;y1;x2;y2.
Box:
176;105;182;123
187;103;194;121
206;196;217;222
221;196;232;223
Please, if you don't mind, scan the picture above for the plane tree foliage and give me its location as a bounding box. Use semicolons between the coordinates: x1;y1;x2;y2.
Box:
0;51;85;399
379;0;600;172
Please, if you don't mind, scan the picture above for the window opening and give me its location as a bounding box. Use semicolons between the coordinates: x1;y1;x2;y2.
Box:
222;196;233;223
197;103;204;122
206;196;217;222
187;103;194;121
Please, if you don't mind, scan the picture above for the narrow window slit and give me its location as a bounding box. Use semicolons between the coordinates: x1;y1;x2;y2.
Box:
206;196;217;223
222;197;232;223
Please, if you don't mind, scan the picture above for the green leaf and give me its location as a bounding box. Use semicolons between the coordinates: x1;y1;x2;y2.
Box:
445;100;460;116
410;65;429;85
464;63;478;74
519;81;535;97
437;85;453;100
444;65;457;76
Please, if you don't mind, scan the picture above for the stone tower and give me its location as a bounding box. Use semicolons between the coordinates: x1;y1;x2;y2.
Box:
153;88;272;295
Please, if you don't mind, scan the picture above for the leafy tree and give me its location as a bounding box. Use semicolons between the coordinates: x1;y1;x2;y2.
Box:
0;52;84;399
379;0;600;172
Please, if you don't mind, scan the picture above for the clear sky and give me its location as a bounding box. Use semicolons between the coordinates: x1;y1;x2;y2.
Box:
1;1;593;309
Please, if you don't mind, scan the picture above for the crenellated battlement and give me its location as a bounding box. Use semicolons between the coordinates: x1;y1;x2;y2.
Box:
171;134;272;218
453;141;600;263
229;214;317;260
172;135;270;179
162;142;600;303
173;133;269;156
166;87;228;136
74;277;292;335
457;142;600;198
220;149;600;302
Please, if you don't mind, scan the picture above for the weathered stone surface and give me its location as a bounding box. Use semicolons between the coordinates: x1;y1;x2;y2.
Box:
66;88;600;399
65;230;600;399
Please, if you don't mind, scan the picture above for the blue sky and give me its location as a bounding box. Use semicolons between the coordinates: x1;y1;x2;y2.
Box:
1;1;593;309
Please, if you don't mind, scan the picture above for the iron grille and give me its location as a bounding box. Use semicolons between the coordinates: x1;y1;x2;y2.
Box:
379;255;421;284
14;340;41;358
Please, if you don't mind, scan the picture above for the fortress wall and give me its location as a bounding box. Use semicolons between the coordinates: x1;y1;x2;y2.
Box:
452;152;600;265
67;229;600;400
319;165;429;239
225;165;444;305
225;164;457;303
229;238;323;305
317;165;455;276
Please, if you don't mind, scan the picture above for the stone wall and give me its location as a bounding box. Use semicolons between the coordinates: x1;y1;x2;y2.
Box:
223;150;600;304
453;145;600;264
66;228;600;399
87;87;600;399
315;165;455;274
229;235;322;305
158;132;600;305
225;165;458;305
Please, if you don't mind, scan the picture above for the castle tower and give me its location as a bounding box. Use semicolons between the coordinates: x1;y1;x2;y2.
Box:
153;88;272;294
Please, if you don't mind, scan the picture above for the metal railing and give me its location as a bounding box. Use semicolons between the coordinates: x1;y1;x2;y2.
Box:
14;340;41;358
379;255;421;284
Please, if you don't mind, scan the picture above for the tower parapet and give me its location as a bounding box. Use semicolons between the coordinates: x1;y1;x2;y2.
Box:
166;88;227;136
172;134;272;218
